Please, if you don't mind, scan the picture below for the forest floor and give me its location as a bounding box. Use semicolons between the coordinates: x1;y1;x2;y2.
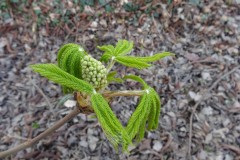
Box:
0;0;240;159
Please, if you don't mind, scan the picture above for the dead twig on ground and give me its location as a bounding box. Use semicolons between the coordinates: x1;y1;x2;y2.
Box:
160;133;173;153
31;79;54;110
221;143;240;155
0;107;81;158
187;65;240;160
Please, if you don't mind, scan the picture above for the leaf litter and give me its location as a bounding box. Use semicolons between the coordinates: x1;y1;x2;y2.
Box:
0;0;240;159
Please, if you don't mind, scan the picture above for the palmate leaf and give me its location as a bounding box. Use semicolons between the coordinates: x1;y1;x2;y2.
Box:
123;74;148;88
115;52;174;70
98;40;133;62
57;43;78;67
147;88;161;130
98;45;115;62
57;43;87;93
57;44;86;78
114;40;133;56
90;93;131;151
31;64;94;94
124;75;161;141
98;40;173;70
115;56;151;69
126;91;151;141
126;87;160;142
133;52;174;62
107;71;123;83
152;90;161;129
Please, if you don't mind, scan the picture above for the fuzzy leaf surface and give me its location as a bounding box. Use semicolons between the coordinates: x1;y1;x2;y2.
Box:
98;45;115;62
56;43;86;93
123;75;148;88
115;56;151;69
107;71;123;83
126;93;150;141
99;40;133;62
114;40;133;56
31;64;94;94
91;93;131;151
124;76;161;141
133;52;174;62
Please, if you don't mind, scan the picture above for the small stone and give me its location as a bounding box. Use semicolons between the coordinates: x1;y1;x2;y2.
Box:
189;91;202;101
205;133;212;144
223;118;231;127
178;127;187;137
90;21;98;28
79;140;88;148
201;72;212;81
153;141;162;151
201;106;213;116
64;100;77;108
224;154;233;160
88;135;99;151
99;19;107;27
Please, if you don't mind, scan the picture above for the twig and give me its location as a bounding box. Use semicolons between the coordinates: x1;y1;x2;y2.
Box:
31;79;54;110
0;107;81;158
187;65;240;160
4;134;29;141
160;133;172;153
103;90;145;98
221;143;240;155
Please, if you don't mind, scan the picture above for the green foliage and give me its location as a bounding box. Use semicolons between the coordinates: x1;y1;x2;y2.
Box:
57;43;87;93
32;122;40;129
115;56;151;69
124;75;161;140
90;93;131;151
31;39;172;153
98;40;133;62
31;64;94;94
123;74;148;88
114;40;134;56
126;87;160;142
99;39;174;70
107;71;123;83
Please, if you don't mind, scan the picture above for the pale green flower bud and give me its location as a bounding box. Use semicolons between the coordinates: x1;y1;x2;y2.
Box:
81;55;107;88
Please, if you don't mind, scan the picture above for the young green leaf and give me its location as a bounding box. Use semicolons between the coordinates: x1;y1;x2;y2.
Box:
90;93;131;151
126;92;151;141
31;64;94;94
147;87;161;130
115;56;151;69
114;40;133;56
133;52;174;62
107;71;123;83
57;43;79;67
98;40;133;62
56;43;87;93
123;75;161;137
100;52;113;62
126;87;160;142
115;52;174;69
123;75;148;89
152;91;161;129
98;45;115;62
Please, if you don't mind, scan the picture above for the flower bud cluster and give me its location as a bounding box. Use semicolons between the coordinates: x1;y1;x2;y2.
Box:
81;55;107;88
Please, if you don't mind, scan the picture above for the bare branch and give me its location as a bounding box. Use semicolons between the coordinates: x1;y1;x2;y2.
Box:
103;90;145;98
0;107;81;158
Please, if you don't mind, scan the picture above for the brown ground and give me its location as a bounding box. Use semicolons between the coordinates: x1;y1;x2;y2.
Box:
0;0;240;159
